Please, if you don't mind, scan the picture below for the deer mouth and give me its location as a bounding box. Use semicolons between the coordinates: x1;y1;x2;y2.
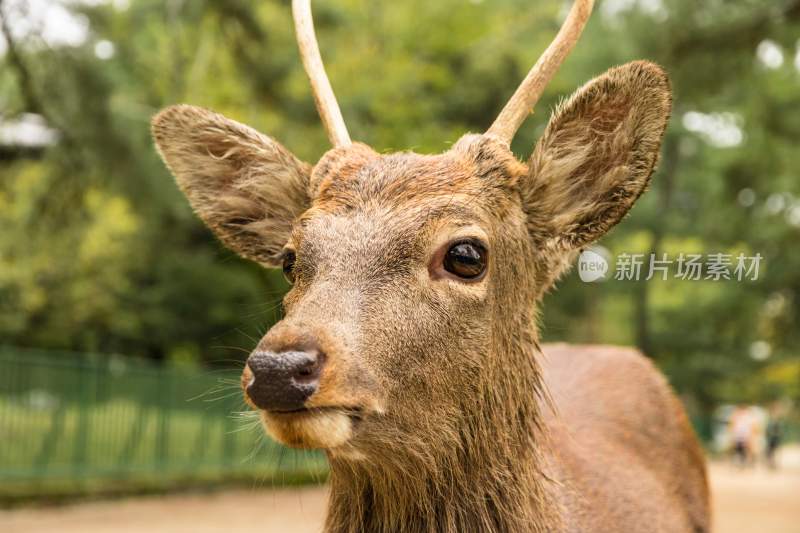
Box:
268;405;364;421
259;405;365;449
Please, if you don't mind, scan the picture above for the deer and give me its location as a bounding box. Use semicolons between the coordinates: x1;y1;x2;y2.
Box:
151;0;710;531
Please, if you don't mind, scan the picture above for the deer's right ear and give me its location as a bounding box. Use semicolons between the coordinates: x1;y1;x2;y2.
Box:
151;105;312;267
520;61;671;252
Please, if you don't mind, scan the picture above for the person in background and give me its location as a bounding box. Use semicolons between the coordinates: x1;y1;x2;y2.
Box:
765;405;784;469
729;404;755;467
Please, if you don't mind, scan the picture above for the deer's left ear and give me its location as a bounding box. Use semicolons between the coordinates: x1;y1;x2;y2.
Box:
521;61;672;251
152;105;312;267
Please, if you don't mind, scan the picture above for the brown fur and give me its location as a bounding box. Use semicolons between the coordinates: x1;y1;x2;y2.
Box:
152;60;709;532
541;344;710;532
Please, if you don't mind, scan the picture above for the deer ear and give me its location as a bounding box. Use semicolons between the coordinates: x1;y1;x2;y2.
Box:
522;61;671;252
152;105;311;267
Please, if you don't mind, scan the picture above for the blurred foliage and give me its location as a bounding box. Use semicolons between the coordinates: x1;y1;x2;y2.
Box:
0;0;798;414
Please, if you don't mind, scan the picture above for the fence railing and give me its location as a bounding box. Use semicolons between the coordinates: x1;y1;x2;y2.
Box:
0;348;326;499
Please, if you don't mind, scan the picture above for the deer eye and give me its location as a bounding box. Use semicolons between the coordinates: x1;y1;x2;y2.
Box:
282;250;296;284
443;240;487;280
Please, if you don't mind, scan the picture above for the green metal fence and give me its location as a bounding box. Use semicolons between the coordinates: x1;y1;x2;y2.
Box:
0;348;326;500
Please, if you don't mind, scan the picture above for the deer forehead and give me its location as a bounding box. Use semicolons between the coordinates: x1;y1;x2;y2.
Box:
294;202;486;268
307;135;528;212
285;137;528;271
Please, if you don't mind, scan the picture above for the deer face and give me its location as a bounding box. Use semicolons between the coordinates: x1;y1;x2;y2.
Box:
247;135;533;453
152;1;671;455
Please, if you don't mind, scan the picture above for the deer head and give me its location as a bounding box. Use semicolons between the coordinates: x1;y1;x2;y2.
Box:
152;0;670;469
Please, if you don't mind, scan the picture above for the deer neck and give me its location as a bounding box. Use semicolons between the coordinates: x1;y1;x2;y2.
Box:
323;319;560;533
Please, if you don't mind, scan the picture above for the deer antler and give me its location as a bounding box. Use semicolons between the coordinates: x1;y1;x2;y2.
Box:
292;0;351;147
487;0;594;145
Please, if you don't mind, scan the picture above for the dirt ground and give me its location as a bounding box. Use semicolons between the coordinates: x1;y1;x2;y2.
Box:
711;463;800;533
3;462;799;533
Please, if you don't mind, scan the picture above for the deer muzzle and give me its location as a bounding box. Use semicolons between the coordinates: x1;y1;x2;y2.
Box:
244;349;325;412
241;324;380;451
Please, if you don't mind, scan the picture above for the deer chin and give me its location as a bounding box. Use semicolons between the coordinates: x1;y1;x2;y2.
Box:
259;408;357;449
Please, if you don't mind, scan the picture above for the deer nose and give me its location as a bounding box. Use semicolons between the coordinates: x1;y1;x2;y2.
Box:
245;349;325;412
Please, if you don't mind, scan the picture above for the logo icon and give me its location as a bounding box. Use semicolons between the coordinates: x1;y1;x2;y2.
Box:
578;246;610;283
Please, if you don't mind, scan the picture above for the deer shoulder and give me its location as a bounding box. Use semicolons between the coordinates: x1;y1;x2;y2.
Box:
541;343;710;533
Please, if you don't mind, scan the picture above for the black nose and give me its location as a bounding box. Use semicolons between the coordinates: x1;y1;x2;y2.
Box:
245;349;324;411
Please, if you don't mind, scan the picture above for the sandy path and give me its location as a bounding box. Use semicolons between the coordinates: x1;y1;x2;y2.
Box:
3;463;800;532
1;486;329;533
711;463;800;533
